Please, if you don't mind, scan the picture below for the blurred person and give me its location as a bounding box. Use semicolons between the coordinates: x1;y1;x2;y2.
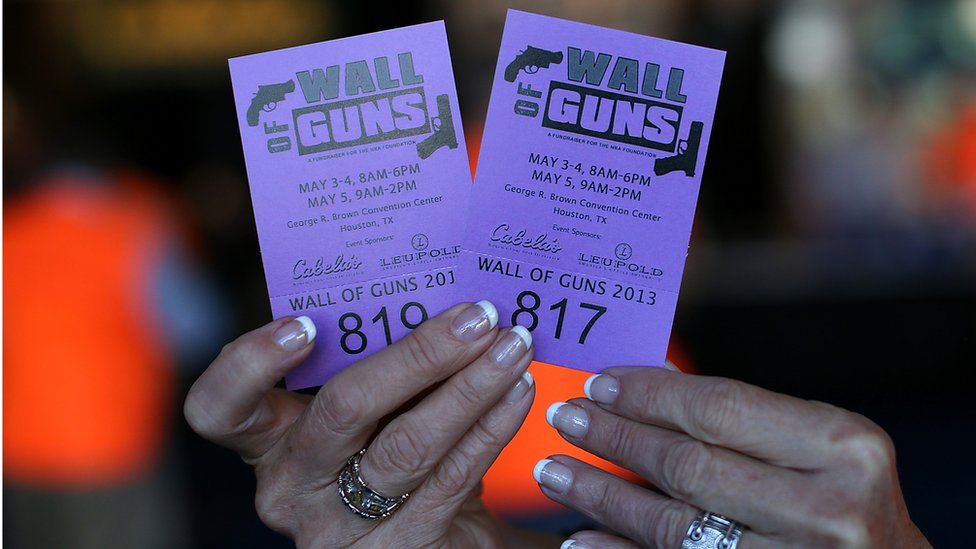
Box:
773;1;976;236
185;306;931;547
3;90;221;547
770;1;916;235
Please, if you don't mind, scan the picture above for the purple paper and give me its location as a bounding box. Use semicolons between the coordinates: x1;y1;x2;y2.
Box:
230;22;470;389
457;10;725;371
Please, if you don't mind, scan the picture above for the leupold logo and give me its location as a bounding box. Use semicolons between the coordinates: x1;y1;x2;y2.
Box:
380;237;459;268
579;245;663;278
615;242;633;261
489;223;563;254
293;254;363;280
411;233;430;251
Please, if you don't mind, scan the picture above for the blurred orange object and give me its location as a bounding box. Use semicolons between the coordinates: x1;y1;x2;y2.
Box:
922;104;976;214
4;170;175;488
482;344;693;516
481;360;626;515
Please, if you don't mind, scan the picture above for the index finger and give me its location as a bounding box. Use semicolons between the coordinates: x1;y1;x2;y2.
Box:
584;366;844;469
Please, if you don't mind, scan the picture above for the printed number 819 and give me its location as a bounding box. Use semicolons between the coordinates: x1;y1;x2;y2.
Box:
338;302;428;354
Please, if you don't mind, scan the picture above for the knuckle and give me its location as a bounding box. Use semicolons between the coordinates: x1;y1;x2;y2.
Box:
590;481;620;522
450;373;491;412
603;418;638;462
427;451;474;497
817;517;872;548
399;327;456;377
309;383;366;436
691;379;746;443
220;336;257;370
373;420;435;476
183;386;225;440
660;439;712;502
634;376;663;415
468;415;509;452
253;479;294;533
216;339;240;362
573;476;620;524
646;500;691;548
834;415;896;481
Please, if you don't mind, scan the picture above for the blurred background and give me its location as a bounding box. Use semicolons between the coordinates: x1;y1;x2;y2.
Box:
3;0;975;547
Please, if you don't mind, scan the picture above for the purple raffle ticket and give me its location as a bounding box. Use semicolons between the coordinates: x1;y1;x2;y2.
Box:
456;11;725;372
230;22;470;389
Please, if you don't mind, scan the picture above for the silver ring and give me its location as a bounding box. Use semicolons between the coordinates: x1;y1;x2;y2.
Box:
681;511;744;549
337;448;409;520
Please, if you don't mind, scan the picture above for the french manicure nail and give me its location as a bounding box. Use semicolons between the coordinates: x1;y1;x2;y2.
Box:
452;300;498;341
533;458;573;494
583;374;619;404
560;541;590;549
502;371;534;404
546;402;589;438
489;326;532;368
274;316;316;351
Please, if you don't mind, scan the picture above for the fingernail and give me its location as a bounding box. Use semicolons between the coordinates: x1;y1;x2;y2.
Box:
503;371;534;404
273;316;316;351
665;360;681;372
561;541;590;549
546;402;589;438
533;458;573;494
452;300;498;341
583;374;619;404
489;326;532;368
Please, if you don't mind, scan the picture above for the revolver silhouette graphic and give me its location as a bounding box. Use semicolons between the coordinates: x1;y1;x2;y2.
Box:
504;46;564;82
654;121;704;177
246;80;296;127
416;94;458;159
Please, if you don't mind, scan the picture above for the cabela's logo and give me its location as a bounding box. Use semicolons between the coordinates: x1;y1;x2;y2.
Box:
489;223;562;254
292;254;363;280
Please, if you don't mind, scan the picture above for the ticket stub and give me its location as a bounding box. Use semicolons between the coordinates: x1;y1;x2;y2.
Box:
458;10;725;372
230;22;470;389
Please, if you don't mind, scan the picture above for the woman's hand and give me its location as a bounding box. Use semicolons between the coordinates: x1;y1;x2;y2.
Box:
184;302;536;548
536;365;931;548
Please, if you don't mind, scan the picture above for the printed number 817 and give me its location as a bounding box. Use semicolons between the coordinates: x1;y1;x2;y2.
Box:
511;290;606;344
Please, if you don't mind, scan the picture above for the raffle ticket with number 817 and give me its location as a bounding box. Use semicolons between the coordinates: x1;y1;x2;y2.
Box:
455;10;726;372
